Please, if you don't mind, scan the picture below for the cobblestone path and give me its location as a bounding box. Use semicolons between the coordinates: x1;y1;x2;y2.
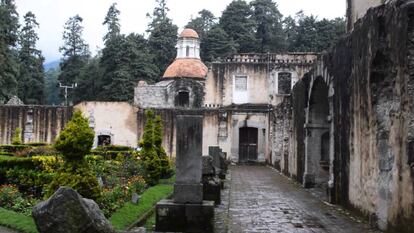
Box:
215;165;378;233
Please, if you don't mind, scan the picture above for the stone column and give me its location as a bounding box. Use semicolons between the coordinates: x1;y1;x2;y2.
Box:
174;115;203;203
156;113;214;232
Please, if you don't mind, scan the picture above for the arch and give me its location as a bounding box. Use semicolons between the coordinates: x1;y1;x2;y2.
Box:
303;76;331;195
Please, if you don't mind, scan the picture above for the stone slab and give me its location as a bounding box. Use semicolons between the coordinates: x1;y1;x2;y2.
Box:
202;178;221;205
173;183;203;204
155;199;214;233
175;115;203;184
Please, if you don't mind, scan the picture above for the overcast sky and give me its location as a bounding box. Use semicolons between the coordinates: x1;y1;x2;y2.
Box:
14;0;346;63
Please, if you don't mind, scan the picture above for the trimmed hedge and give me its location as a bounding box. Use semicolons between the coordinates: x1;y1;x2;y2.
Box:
0;155;35;169
0;145;30;153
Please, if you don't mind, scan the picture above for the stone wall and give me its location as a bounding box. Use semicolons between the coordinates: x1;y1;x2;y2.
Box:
276;1;414;231
347;0;384;31
75;102;138;147
0;105;72;144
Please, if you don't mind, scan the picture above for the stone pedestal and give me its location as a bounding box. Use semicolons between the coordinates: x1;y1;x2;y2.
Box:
156;114;214;232
155;199;214;232
202;177;221;204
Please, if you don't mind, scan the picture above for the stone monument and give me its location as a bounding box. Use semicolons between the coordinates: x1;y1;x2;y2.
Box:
155;114;214;232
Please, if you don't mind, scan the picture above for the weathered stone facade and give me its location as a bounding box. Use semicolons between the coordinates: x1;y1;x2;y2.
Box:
273;1;414;231
0;105;72;144
135;53;317;163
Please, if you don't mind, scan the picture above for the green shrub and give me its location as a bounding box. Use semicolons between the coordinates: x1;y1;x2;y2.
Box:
48;110;101;201
15;146;57;157
0;156;35;170
0;144;30;153
0;184;39;216
12;128;22;145
54;110;94;160
25;142;47;147
47;160;101;200
95;145;132;152
154;115;174;178
139;110;162;185
0;151;13;156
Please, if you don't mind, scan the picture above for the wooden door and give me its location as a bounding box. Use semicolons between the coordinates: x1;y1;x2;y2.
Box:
239;127;258;163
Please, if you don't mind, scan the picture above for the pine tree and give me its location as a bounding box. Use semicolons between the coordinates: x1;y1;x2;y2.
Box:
99;3;159;101
186;9;216;40
202;25;237;62
219;0;257;53
58;15;90;105
44;67;61;105
18;11;45;104
250;0;285;52
0;0;20;102
147;0;178;77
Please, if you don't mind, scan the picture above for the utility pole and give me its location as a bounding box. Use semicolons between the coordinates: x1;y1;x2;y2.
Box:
59;82;77;106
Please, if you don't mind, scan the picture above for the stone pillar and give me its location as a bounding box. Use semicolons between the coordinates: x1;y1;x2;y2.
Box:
174;115;203;203
156;114;214;232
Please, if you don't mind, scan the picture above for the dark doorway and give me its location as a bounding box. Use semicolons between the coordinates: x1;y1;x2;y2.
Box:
98;135;111;146
239;127;258;163
177;91;189;107
320;132;330;170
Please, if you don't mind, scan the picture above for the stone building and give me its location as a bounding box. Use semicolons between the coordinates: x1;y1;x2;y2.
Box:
134;28;317;162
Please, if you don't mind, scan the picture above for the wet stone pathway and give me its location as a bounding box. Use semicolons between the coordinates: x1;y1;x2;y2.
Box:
215;166;378;233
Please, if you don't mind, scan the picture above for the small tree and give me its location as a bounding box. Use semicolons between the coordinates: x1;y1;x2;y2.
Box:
11;127;22;145
139;109;161;185
48;110;101;200
154;115;173;178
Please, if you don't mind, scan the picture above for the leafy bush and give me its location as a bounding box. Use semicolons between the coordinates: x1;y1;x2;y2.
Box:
47;160;101;200
12;128;22;145
25;142;47;147
54;110;94;160
48;110;101;201
154;115;174;178
139;110;161;185
126;175;146;195
14;146;57;157
100;185;129;217
0;184;39;216
0;155;35;170
0;144;30;153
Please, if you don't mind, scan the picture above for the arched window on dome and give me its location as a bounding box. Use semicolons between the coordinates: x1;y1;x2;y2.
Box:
186;46;190;57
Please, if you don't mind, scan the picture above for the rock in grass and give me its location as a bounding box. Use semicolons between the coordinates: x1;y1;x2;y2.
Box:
32;187;115;233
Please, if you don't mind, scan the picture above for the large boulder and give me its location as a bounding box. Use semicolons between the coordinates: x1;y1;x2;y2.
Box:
32;187;115;233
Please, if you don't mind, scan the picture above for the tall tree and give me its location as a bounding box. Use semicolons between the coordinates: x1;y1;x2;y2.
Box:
219;0;257;53
99;3;159;101
186;9;216;40
103;3;120;41
283;16;297;51
147;0;178;77
250;0;285;52
0;0;19;102
18;12;45;104
58;15;90;105
75;56;102;102
202;25;237;62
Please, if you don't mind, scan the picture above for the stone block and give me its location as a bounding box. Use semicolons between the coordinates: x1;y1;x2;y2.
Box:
202;177;221;204
202;155;215;175
173;183;203;204
155;199;214;233
176;115;203;184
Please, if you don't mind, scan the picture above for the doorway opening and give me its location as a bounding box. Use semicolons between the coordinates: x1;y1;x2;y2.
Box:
239;127;258;163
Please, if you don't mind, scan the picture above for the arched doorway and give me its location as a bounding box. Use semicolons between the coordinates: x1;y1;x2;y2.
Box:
239;127;258;163
303;77;331;194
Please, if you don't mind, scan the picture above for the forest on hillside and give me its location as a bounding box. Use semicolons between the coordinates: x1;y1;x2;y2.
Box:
0;0;345;106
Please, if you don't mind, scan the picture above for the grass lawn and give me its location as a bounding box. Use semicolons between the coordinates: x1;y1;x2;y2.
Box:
110;184;173;230
0;208;38;233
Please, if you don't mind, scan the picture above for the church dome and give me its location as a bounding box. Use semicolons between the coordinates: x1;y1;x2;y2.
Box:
163;58;208;79
179;28;199;39
163;28;207;79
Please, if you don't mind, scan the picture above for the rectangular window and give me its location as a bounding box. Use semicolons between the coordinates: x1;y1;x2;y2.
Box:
235;75;247;91
278;72;292;94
